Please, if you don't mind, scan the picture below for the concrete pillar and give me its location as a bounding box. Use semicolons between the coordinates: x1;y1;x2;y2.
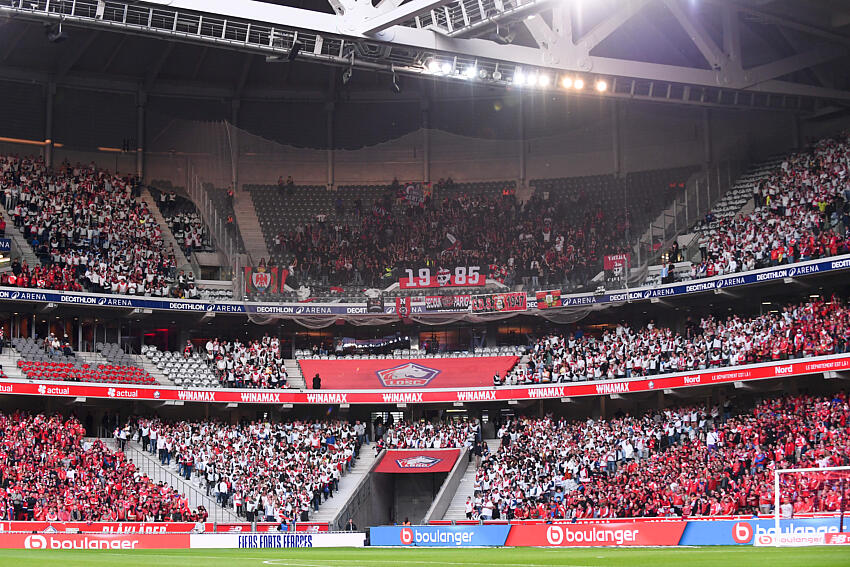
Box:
326;102;335;187
612;101;621;177
702;108;712;166
421;98;431;184
136;90;146;180
518;96;526;184
230;99;240;191
44;81;55;169
791;114;801;150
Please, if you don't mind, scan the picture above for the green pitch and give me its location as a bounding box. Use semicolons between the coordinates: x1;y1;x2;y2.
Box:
0;547;848;567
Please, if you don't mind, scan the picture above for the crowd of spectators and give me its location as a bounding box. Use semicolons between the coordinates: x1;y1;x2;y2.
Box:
126;417;364;524
374;418;482;453
272;185;631;291
688;133;850;278
502;296;850;385
187;334;287;389
0;155;181;296
467;391;849;519
154;189;212;257
0;411;205;522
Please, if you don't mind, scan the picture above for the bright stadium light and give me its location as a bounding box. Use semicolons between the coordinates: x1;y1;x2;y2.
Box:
464;66;477;79
574;78;585;90
513;71;526;86
527;73;539;87
427;60;440;74
492;70;502;81
539;74;551;88
441;62;452;74
595;79;608;92
561;76;573;89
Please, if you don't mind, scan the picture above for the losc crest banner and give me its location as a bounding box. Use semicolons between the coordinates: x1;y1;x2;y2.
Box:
244;266;288;294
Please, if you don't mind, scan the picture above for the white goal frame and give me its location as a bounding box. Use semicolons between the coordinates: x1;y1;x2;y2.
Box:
773;465;850;546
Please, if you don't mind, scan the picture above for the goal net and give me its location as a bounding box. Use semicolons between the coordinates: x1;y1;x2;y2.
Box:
766;466;850;547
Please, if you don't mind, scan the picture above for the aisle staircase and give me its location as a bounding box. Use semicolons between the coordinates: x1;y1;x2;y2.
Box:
140;188;192;272
441;438;499;521
104;436;240;523
232;191;269;263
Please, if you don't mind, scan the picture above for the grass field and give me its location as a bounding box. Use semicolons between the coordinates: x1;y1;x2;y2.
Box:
0;547;848;567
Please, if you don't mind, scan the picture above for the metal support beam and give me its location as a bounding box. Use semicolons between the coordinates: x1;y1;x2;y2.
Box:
137;90;146;179
2;25;29;63
361;0;456;35
721;4;741;68
102;36;128;72
57;31;100;81
234;54;254;99
3;0;850;103
44;81;55;169
576;0;652;52
145;42;174;91
326;102;335;187
663;0;726;70
742;44;847;88
422;98;431;184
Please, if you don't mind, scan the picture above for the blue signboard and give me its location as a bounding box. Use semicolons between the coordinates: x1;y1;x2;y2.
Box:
0;239;10;252
369;525;510;547
0;255;843;316
679;517;847;546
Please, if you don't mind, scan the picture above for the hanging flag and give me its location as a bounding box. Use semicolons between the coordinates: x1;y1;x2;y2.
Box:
244;265;280;294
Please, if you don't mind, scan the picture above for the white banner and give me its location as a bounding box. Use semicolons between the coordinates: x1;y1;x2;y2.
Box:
190;532;365;549
753;532;826;547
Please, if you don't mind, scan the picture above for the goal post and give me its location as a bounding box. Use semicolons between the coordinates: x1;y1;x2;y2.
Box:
772;465;850;547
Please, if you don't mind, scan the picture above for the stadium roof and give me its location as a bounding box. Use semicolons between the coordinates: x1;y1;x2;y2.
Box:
0;0;848;110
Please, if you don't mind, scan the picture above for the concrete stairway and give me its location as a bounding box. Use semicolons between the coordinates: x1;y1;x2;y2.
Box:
0;349;25;380
0;206;41;268
140;188;192;273
232;191;269;263
104;436;239;523
284;359;306;389
312;446;382;524
131;353;173;386
442;438;499;521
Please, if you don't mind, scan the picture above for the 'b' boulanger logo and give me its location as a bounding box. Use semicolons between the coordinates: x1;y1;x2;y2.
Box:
400;527;414;545
24;535;47;549
732;522;753;544
546;526;564;545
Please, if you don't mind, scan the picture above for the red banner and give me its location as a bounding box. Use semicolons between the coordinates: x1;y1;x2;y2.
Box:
298;356;517;390
504;522;686;547
470;292;527;313
0;533;190;549
0;354;846;405
535;290;562;309
374;449;460;473
0;521;328;534
604;254;631;271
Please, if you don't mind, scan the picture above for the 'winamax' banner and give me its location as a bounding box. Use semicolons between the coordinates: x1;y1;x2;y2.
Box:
0;352;847;405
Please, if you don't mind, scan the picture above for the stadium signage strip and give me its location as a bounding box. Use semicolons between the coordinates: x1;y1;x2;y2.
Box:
0;532;365;550
0;521;328;534
370;518;848;547
0;255;844;317
3;354;849;405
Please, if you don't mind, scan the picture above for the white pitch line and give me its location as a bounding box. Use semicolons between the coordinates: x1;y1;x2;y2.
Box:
260;560;597;567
